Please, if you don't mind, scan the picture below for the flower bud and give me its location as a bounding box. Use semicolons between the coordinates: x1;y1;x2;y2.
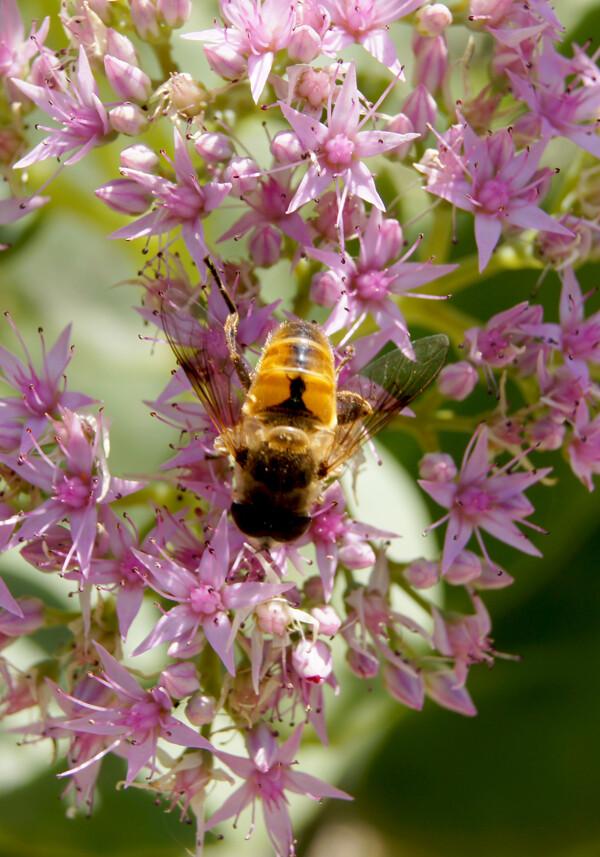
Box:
338;536;375;569
303;576;325;602
131;0;161;41
204;42;247;80
105;55;152;102
294;66;333;110
445;550;482;585
287;25;321;62
419;452;457;481
159;661;200;699
378;217;404;260
120;143;159;172
270;130;304;164
106;28;139;65
311;190;367;241
157;0;191;28
248;224;282;267
412;34;448;93
109;103;148;135
525;417;565;451
186;691;216;726
223;157;260;196
425;670;477;716
437;361;478;400
384;113;415;160
310;270;343;307
416;3;452;36
404;558;439;588
347;645;379;679
292;639;333;684
402;83;437;136
383;662;425;710
310;604;342;636
194;132;234;163
95;179;152;214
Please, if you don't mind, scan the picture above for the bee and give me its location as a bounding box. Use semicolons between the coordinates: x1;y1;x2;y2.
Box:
161;262;449;545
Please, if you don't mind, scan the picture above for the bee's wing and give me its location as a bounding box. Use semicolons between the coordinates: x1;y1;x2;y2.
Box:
160;289;244;454
323;334;450;473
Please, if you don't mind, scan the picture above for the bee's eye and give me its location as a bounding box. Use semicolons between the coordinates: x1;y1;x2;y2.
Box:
231;502;311;543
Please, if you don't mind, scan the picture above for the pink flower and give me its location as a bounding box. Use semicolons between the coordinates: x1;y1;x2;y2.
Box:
0;318;94;452
0;409;142;575
12;46;114;167
280;62;418;218
522;266;600;380
206;724;351;856
321;0;426;77
109;128;231;273
56;644;213;789
132;513;294;673
566;401;600;491
419;425;551;573
0;0;50;100
507;39;600;158
310;207;456;337
419;121;572;271
185;0;298;102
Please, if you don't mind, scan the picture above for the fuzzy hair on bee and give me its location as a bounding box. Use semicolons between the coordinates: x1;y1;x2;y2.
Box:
160;260;450;545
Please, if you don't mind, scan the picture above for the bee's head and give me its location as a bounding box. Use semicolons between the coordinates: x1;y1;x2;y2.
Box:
231;501;311;543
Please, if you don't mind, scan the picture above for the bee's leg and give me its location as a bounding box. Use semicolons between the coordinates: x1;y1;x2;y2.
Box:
335;345;355;377
204;256;253;392
224;312;253;391
336;390;372;424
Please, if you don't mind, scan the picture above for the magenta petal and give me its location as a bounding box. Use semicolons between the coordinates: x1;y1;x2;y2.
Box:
474;214;502;272
0;577;24;616
203;612;235;674
223;581;294;610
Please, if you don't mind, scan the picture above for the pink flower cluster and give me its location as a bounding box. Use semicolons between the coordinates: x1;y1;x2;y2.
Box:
1;0;600;854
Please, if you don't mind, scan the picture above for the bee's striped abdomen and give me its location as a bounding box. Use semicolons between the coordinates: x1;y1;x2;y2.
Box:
244;321;337;428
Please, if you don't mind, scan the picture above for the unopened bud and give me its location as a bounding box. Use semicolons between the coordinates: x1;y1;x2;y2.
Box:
383;662;425;710
204;42;247;80
402;83;437;136
120;143;160;172
248;224;281;267
270;130;304;164
109;102;148;135
131;0;161;41
419;452;457;481
186;692;216;726
288;25;321;62
292;639;333;684
404;558;439;589
347;645;379;679
310;270;343;307
310;604;342;636
105;55;152;102
445;550;482;585
223;157;260;196
157;0;191;28
159;661;200;699
438;361;478;400
416;3;452;36
194;132;233;163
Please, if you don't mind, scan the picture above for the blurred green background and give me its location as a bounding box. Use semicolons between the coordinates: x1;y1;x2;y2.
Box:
1;2;600;856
